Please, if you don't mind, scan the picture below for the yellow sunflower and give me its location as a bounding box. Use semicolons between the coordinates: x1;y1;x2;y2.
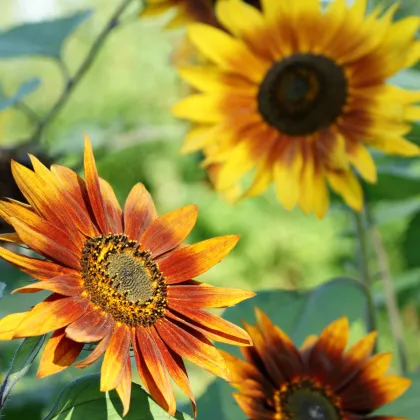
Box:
173;0;420;218
0;136;255;417
221;309;411;419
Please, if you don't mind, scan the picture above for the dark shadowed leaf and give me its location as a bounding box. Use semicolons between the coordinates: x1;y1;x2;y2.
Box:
0;78;41;111
0;11;92;59
0;335;45;408
403;212;420;269
0;282;4;300
195;277;369;420
45;374;193;420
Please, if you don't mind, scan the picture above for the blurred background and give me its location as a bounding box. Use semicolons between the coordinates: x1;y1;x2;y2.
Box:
0;0;420;418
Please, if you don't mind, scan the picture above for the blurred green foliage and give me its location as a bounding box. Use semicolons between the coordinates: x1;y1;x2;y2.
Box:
0;0;420;419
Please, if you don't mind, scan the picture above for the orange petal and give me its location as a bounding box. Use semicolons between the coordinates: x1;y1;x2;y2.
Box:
37;328;84;378
168;283;254;308
149;326;197;418
13;295;89;338
159;235;240;284
167;307;251;346
115;354;132;417
136;327;176;416
124;183;157;242
83;135;108;234
0;312;28;340
74;331;112;369
140;205;198;258
10;217;81;270
233;393;274;420
0;232;21;243
99;177;123;233
12;274;83;296
0;246;77;281
100;323;131;391
65;306;113;343
155;318;229;380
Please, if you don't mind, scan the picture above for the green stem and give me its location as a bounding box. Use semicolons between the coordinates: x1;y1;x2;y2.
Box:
352;209;378;349
366;208;408;374
18;0;134;152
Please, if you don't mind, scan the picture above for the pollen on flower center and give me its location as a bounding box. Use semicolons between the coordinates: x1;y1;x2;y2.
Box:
274;379;342;420
81;234;167;327
257;54;348;136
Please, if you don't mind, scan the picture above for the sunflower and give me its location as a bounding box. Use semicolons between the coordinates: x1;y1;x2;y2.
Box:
220;309;411;420
173;0;420;218
0;136;255;417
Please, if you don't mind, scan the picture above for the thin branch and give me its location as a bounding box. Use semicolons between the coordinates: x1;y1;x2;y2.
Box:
20;0;135;151
13;102;40;124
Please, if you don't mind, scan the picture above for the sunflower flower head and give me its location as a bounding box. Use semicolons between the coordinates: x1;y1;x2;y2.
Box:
173;0;420;218
0;135;255;417
221;308;411;419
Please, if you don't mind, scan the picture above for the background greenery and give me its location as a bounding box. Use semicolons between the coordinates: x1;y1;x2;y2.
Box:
0;0;420;418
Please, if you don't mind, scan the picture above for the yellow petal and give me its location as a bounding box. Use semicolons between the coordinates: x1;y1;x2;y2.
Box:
172;94;224;123
312;169;330;219
348;143;377;183
369;137;420;157
327;170;363;211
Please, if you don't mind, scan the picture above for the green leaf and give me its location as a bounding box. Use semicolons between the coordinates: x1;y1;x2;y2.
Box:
45;374;193;420
403;211;420;269
0;78;41;111
195;277;369;420
375;372;420;418
0;11;92;60
0;335;45;409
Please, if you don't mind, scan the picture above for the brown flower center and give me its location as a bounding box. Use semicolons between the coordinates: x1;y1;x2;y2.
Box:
81;234;167;327
257;54;348;136
274;379;342;420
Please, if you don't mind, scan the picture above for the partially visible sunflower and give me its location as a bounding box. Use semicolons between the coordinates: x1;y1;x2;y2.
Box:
221;309;411;419
0;136;255;417
173;0;420;218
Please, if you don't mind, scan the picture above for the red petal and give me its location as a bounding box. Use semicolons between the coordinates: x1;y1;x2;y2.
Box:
155;318;229;380
234;394;274;420
159;235;240;284
100;323;131;391
0;246;77;281
37;328;84;378
168;284;254;307
136;327;176;415
12;274;83;296
148;326;197;418
83;135;108;234
10;217;81;270
13;295;89;338
99;177;123;233
167;307;251;346
116;354;132;417
124;183;157;241
0;312;28;340
74;330;113;369
140;204;198;258
66;306;113;343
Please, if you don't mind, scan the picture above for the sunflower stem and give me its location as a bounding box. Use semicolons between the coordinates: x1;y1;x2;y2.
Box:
352;209;378;349
365;207;408;374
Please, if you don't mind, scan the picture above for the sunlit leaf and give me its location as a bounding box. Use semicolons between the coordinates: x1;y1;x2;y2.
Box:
45;374;193;420
0;335;45;408
0;11;92;59
195;277;369;420
0;78;41;112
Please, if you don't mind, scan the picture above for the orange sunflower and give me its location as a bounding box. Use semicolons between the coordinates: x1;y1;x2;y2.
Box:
173;0;420;218
221;309;411;420
0;136;255;417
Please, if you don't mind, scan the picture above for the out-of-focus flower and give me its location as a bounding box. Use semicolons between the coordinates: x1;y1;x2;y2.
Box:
221;308;411;419
174;0;420;218
0;135;254;417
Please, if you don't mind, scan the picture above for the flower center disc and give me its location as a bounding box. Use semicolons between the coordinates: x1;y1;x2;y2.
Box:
275;381;342;420
81;234;167;327
257;54;348;136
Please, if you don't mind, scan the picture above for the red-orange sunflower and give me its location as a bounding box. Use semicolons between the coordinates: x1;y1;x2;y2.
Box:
0;136;255;417
221;309;411;420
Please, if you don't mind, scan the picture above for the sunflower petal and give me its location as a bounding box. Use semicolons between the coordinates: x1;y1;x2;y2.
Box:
0;312;28;340
99;178;123;233
37;328;84;378
124;183;157;242
159;235;239;284
115;354;132;417
74;331;112;369
12;274;83;296
140;204;198;258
